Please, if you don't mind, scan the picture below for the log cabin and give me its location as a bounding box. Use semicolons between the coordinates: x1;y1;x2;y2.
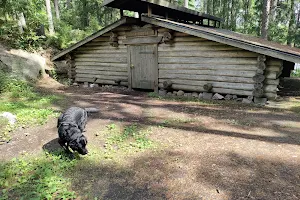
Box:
52;0;300;100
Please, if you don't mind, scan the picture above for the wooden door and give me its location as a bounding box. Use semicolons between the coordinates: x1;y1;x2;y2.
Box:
128;44;158;91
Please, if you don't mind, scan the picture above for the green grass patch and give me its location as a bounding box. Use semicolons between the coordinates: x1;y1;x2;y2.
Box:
0;151;77;200
102;123;155;159
0;74;63;143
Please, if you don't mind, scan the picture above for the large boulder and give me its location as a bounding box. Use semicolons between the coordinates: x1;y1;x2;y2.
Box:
0;48;49;81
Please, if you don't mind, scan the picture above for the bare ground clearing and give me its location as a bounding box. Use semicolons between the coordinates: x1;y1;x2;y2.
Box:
1;77;300;200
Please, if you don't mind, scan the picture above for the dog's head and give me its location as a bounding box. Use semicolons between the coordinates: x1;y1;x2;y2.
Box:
68;129;88;155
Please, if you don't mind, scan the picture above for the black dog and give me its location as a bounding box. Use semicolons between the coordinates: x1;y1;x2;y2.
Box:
57;107;89;155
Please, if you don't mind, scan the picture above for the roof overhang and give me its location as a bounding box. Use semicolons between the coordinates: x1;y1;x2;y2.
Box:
52;17;138;61
102;0;223;23
141;16;300;64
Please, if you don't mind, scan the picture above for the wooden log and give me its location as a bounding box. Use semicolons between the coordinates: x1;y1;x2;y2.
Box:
158;57;258;65
159;73;255;83
93;37;110;42
74;53;126;58
75;57;127;63
75;77;128;86
162;80;172;89
253;74;265;83
265;79;280;85
77;46;126;51
159;79;255;90
158;45;240;52
123;36;162;44
76;74;127;81
203;83;213;91
76;69;127;76
257;55;266;62
254;83;263;89
266;60;282;66
84;42;111;47
264;85;278;92
76;66;127;72
256;69;264;75
75;49;127;54
172;37;207;42
257;62;266;70
159;69;256;78
159;63;258;71
159;41;226;47
162;32;172;43
75;62;127;67
159;51;258;58
252;88;264;97
264;92;277;99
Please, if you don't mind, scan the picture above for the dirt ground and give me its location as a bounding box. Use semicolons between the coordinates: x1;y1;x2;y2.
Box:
1;77;300;200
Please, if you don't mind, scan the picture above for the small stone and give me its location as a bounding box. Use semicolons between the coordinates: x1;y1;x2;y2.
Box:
203;92;213;100
173;91;177;94
236;98;243;102
224;94;233;100
73;82;79;86
184;93;192;98
247;96;254;101
242;98;252;104
159;89;167;96
177;90;184;96
167;92;173;96
254;97;268;105
212;93;224;100
198;93;203;99
0;112;17;125
83;82;89;88
192;92;198;98
232;95;238;100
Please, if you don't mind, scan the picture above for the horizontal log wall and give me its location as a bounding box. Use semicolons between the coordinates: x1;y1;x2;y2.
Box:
73;25;129;85
264;57;282;99
157;29;282;98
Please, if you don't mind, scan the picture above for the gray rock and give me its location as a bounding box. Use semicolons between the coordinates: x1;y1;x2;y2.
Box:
254;97;268;105
192;92;198;98
236;98;243;102
212;93;224;100
159;89;167;96
0;112;17;125
173;91;177;95
83;82;89;88
232;95;238;100
89;83;99;88
177;90;184;96
224;94;233;100
198;93;203;99
242;98;252;104
167;92;173;96
203;92;213;100
184;93;192;98
247;96;254;101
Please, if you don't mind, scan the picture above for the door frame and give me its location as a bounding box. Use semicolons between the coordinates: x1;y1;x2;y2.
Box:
127;44;158;92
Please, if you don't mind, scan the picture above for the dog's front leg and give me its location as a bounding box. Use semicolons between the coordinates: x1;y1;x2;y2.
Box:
58;138;71;153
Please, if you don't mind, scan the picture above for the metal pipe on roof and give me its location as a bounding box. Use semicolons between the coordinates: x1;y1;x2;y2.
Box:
184;0;188;8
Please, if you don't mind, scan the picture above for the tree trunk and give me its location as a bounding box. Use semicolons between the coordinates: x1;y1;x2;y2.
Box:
261;0;271;39
17;12;26;33
54;0;60;20
270;0;278;21
45;0;55;35
287;0;295;46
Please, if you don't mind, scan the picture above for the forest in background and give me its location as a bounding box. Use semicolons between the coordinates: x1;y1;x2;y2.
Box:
0;0;299;51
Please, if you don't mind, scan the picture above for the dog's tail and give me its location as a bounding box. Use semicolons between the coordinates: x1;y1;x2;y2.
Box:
84;107;100;113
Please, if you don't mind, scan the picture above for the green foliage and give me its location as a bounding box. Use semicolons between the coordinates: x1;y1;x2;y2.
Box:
0;72;63;143
291;68;300;77
0;152;77;200
103;123;154;157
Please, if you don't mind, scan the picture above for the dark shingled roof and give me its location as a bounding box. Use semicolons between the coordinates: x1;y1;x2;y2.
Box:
102;0;222;23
